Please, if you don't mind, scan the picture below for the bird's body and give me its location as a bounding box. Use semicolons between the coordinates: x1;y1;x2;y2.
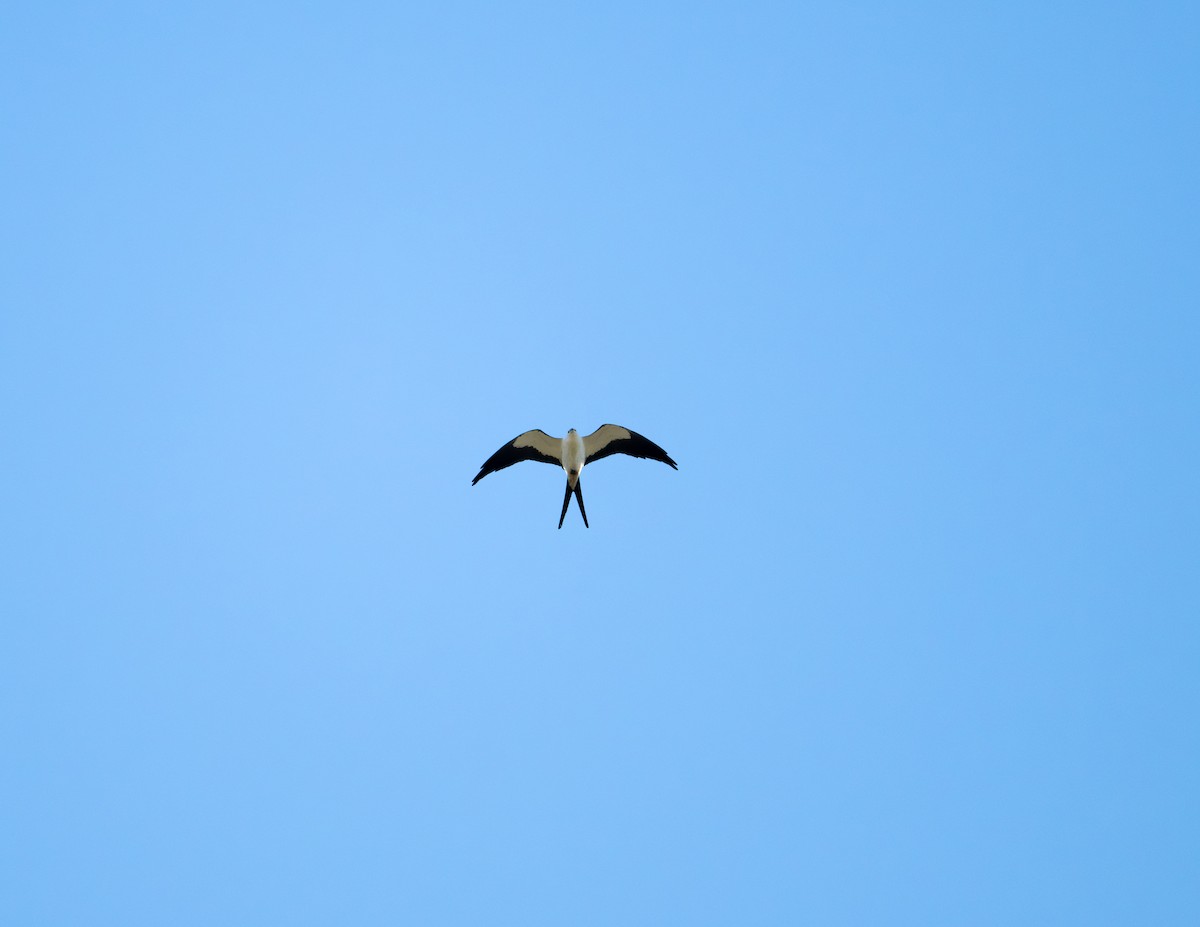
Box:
472;424;677;528
562;429;585;487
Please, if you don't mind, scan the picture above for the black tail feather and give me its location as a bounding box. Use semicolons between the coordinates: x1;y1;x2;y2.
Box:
558;480;572;529
574;480;588;528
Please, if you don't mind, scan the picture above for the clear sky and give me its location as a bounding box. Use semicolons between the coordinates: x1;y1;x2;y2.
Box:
2;2;1197;924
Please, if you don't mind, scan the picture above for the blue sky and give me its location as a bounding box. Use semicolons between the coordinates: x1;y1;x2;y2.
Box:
2;2;1197;924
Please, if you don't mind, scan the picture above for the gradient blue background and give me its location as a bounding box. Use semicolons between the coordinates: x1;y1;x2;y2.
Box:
3;3;1197;924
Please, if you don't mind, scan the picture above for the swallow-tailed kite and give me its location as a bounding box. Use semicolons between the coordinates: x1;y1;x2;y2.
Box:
472;424;677;528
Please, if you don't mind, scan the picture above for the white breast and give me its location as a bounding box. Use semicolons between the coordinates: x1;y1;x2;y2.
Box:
561;430;585;484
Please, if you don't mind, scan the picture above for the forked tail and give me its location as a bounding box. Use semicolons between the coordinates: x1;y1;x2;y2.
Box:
558;479;589;529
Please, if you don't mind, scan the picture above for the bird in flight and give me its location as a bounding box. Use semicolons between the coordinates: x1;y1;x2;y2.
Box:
472;424;677;528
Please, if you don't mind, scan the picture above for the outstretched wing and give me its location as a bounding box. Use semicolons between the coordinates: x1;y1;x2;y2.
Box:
472;429;563;485
583;424;677;469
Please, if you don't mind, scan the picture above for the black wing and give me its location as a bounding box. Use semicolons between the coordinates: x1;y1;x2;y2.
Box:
583;424;677;469
472;429;563;485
